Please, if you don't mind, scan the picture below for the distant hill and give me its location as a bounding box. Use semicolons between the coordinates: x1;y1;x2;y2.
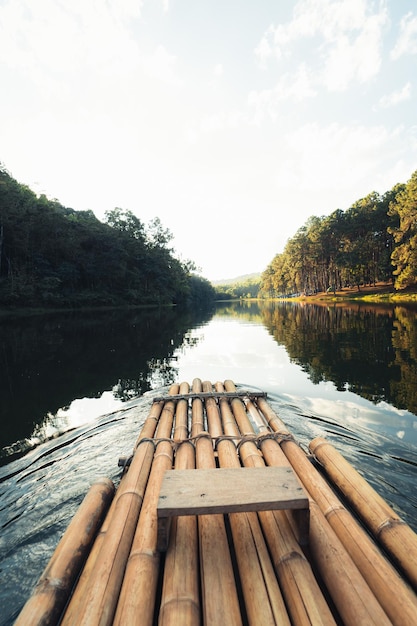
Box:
211;273;261;286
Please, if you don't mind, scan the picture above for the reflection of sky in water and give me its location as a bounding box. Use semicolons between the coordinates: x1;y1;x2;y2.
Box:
41;314;417;452
171;317;417;448
54;392;123;427
172;318;293;389
28;392;123;449
295;394;417;447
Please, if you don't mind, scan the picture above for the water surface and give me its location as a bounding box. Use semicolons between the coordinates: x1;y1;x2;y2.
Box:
1;301;416;624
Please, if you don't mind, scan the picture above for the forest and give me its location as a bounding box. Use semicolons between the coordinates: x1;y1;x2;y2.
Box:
0;164;215;308
260;169;417;297
2;163;417;307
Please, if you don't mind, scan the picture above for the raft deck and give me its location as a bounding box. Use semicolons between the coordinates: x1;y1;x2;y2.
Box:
16;379;417;626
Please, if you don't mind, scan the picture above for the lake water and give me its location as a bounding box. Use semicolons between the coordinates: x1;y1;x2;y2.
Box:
1;300;417;624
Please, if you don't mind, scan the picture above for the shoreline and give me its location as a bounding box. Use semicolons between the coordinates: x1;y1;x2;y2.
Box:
223;282;417;305
284;282;417;304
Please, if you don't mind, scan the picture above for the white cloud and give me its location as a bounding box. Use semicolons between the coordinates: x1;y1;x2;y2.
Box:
141;45;182;86
377;82;412;109
213;63;224;77
296;0;372;39
284;63;317;99
321;9;386;90
0;0;183;131
0;1;143;72
391;11;417;59
254;28;274;68
277;122;403;192
186;108;249;144
248;64;316;123
254;0;387;92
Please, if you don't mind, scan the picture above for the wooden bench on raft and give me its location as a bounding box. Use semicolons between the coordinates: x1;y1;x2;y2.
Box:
157;466;310;551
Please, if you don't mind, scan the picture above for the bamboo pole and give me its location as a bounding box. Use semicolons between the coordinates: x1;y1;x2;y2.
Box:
253;420;417;626
134;396;167;446
171;380;190;442
226;384;396;626
61;399;165;625
159;382;200;626
190;377;205;438
224;382;256;438
63;434;156;625
67;389;175;626
310;436;417;592
253;396;399;625
192;378;243;626
113;385;179;626
15;477;114;626
222;380;337;626
210;381;291;626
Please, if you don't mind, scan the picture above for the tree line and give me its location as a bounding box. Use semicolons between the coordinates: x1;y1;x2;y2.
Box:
214;275;261;300
260;169;417;297
0;164;215;308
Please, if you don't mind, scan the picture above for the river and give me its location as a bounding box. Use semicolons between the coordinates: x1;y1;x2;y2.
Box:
1;300;417;624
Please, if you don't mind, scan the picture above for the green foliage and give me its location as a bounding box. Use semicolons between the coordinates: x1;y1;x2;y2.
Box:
388;172;417;289
104;207;145;241
214;276;261;300
261;172;417;297
0;165;214;309
188;275;216;307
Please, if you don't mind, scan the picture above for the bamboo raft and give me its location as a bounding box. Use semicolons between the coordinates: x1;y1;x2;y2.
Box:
16;379;417;626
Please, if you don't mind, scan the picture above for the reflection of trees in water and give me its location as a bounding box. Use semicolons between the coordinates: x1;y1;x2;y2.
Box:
0;305;214;451
390;308;417;412
215;300;262;323
112;360;179;398
260;301;417;414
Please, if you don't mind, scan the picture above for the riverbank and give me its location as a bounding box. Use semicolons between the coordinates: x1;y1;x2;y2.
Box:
298;282;417;303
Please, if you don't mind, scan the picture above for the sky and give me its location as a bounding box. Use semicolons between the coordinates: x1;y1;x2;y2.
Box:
1;0;417;282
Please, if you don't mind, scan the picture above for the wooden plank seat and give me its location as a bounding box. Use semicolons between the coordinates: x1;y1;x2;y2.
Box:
157;466;310;551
